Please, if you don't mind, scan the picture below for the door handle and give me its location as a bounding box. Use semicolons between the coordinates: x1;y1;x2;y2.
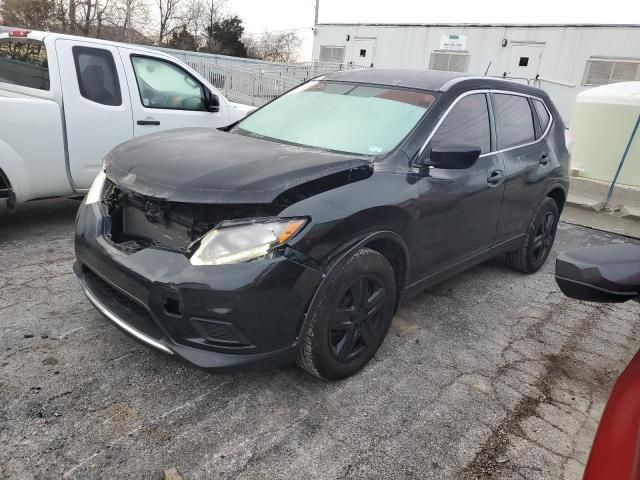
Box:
540;153;549;165
137;119;160;126
487;169;505;187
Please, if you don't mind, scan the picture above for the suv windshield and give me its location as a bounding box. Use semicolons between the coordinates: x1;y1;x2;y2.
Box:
234;81;436;156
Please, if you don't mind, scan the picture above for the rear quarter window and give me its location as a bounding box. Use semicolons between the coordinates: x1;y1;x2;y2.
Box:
534;99;551;133
0;38;50;91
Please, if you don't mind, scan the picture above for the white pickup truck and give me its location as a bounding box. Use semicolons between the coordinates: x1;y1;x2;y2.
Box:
0;30;253;207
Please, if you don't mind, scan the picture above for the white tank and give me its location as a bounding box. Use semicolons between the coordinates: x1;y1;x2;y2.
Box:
570;82;640;187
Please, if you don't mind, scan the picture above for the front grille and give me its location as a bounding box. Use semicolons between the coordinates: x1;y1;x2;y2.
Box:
121;206;192;250
83;268;163;341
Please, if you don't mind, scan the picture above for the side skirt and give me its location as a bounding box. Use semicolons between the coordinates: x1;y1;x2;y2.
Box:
403;233;525;300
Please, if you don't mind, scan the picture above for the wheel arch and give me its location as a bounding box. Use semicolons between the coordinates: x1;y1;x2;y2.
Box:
310;230;410;320
545;184;567;214
0;167;12;199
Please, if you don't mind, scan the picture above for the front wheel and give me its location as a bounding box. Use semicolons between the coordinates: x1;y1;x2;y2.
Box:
505;197;559;273
296;247;396;380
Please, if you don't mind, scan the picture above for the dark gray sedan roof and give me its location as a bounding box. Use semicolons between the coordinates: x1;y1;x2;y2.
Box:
322;69;546;97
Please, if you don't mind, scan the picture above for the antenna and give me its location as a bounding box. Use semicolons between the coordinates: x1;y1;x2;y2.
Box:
314;0;319;26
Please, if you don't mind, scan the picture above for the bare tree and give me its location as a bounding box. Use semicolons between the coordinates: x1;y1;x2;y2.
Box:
242;35;261;59
0;0;55;30
157;0;182;45
181;0;205;46
250;31;301;63
110;0;149;41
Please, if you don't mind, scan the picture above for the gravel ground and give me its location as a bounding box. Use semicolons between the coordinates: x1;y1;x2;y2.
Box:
1;199;639;480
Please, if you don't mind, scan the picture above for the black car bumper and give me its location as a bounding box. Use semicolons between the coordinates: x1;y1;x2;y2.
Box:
74;202;324;371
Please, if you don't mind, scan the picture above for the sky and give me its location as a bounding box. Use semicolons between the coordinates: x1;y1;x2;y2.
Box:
227;0;640;60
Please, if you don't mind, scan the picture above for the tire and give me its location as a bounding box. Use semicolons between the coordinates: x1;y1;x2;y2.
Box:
505;197;559;274
297;247;396;380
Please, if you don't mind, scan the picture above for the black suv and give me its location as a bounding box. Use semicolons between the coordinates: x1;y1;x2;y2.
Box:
74;70;569;380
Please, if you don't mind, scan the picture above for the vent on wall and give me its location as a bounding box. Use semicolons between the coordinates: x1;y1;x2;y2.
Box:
429;51;471;73
319;45;346;64
582;58;640;86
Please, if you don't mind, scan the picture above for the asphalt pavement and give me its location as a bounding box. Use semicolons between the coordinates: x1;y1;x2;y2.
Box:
1;198;638;480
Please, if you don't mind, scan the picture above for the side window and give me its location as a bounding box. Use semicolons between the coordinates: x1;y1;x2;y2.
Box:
131;56;205;111
533;99;551;134
0;38;49;90
493;94;535;149
429;93;491;154
73;46;122;106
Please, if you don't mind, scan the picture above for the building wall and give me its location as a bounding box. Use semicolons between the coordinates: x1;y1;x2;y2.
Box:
312;24;640;123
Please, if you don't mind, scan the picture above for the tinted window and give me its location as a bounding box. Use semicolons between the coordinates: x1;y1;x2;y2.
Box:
73;46;122;106
235;81;435;155
0;38;49;90
493;94;535;149
534;99;551;133
429;93;491;154
131;56;205;111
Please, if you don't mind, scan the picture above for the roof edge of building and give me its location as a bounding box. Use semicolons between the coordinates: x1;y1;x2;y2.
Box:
316;22;640;29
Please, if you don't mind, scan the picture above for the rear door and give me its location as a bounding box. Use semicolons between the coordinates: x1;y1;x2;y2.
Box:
55;39;133;188
118;49;230;137
493;92;552;245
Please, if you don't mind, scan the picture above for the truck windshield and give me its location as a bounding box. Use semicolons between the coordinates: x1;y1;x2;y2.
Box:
0;38;49;91
234;81;436;156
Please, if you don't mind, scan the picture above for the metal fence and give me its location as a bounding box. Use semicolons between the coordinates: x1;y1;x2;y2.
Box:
154;46;365;107
205;65;300;106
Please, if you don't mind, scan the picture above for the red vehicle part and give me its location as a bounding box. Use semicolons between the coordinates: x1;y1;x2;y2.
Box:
583;349;640;480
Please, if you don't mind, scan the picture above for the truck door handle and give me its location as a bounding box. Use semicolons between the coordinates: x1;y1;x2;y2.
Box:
540;153;549;165
487;169;504;187
137;119;160;126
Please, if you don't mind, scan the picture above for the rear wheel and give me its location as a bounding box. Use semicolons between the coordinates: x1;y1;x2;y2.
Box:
505;197;559;273
297;247;396;380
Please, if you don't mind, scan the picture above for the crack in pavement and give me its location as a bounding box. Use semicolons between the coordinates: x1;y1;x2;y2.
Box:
457;300;607;479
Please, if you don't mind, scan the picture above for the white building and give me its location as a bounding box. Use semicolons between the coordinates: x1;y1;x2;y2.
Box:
312;23;640;123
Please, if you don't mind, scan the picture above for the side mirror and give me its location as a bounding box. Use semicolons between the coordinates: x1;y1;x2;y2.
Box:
204;90;220;113
420;143;481;169
555;245;640;303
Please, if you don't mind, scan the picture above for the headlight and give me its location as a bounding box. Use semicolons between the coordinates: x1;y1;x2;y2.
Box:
190;218;307;266
85;171;106;205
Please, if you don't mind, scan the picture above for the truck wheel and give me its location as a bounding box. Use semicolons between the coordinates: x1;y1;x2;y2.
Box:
297;247;396;380
506;197;559;273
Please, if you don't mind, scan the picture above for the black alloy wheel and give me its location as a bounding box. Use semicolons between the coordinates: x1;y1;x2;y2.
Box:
505;197;559;273
532;211;556;262
296;247;396;380
329;274;387;363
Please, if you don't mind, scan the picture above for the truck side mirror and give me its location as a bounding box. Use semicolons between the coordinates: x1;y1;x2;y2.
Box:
205;90;220;113
555;245;640;303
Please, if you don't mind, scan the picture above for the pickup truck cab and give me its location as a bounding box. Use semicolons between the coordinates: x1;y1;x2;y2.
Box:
0;30;252;206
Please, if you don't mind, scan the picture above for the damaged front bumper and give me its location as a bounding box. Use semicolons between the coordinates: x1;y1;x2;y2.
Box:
74;201;324;371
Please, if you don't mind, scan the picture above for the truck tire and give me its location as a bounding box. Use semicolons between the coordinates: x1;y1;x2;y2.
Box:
297;247;396;380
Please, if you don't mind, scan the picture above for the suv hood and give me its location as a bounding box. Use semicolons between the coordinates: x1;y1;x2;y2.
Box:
105;128;371;204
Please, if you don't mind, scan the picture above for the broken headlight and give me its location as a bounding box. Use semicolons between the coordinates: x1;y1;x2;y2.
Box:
85;170;107;205
190;218;307;266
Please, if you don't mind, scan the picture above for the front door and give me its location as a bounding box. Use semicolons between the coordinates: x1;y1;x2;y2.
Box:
507;43;544;81
351;38;376;68
118;48;229;137
415;93;505;278
55;39;133;189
